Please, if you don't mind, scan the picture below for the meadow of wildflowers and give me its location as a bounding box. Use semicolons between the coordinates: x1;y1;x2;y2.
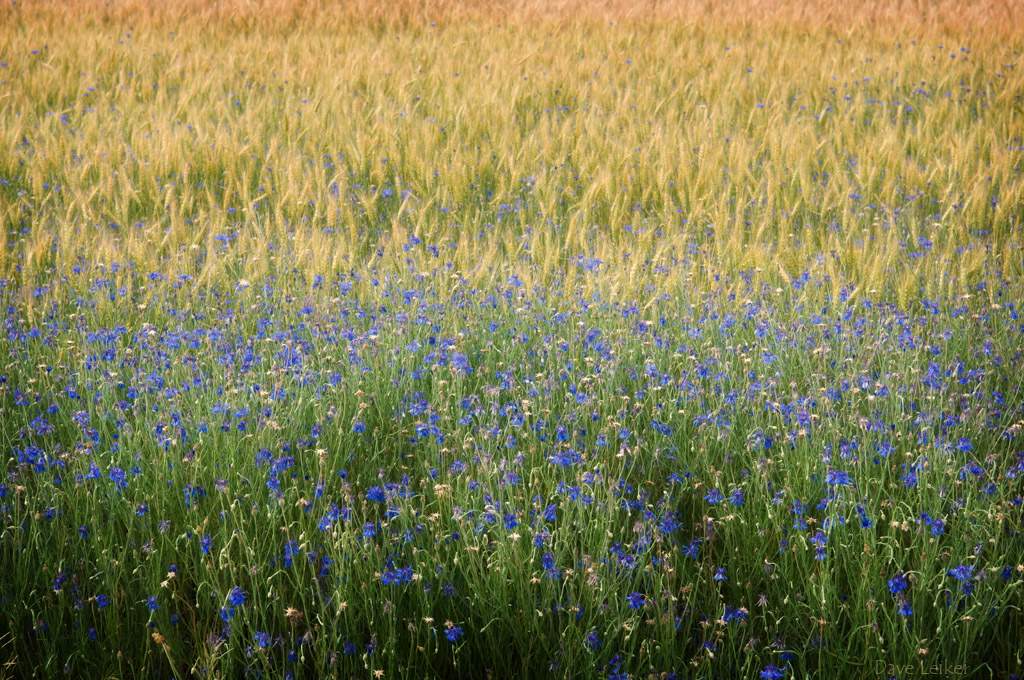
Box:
1;1;1023;678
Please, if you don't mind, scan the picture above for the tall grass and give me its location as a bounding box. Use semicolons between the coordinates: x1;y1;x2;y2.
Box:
1;2;1023;679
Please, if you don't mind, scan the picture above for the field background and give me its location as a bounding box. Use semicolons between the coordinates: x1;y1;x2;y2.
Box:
3;0;1023;304
2;1;1023;678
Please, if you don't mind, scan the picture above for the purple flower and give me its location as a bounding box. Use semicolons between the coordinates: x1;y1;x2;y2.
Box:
626;592;646;609
255;631;270;648
445;624;463;642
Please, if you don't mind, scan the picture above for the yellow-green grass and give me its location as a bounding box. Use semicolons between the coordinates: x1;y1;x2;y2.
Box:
2;0;1022;308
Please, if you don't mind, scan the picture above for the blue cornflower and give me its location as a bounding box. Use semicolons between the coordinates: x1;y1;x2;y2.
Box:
109;466;127;490
948;564;974;582
897;601;913;617
146;595;159;611
824;469;851;486
761;666;786;679
200;534;211;554
888;573;909;594
585;628;601;651
255;631;271;648
136;504;149;516
444;624;463;642
353;421;366;433
542;553;561;580
380;565;414;586
919;512;946;535
95;594;109;609
714;567;727;581
682;539;702;559
722;605;747;623
626;592;646;609
228;587;246;607
78;525;88;540
705;489;723;504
